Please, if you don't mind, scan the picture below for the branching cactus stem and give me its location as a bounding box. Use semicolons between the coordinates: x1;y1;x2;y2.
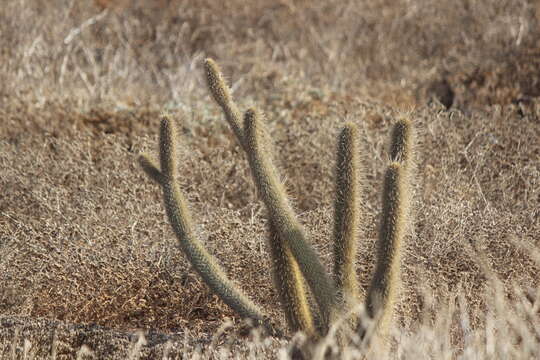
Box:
204;59;318;335
139;117;277;335
139;59;417;352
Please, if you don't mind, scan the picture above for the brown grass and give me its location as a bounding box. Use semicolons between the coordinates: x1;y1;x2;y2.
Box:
1;0;539;358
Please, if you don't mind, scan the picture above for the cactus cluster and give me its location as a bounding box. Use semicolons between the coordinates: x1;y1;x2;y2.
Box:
139;59;415;349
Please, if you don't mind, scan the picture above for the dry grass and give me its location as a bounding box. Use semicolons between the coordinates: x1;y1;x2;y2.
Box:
1;0;539;358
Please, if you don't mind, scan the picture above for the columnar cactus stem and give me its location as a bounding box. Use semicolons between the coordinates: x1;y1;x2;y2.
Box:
204;59;318;335
333;123;361;309
363;118;414;346
390;118;414;165
139;116;276;335
243;109;338;333
267;222;316;336
366;162;408;325
204;59;245;147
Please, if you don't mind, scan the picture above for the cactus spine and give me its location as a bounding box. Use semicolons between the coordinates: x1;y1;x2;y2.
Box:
139;59;416;350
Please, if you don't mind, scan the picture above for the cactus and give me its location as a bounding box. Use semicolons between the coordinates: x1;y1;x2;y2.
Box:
139;59;415;350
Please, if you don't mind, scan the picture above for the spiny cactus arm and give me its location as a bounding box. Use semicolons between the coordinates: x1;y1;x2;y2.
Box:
139;116;277;335
243;108;338;332
365;162;409;332
204;58;316;335
389;118;414;166
363;119;414;341
204;58;245;147
267;222;317;337
333;123;361;309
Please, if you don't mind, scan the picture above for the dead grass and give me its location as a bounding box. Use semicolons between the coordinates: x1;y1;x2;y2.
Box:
1;0;539;358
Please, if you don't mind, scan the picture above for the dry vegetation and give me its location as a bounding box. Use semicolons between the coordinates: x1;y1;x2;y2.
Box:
1;0;539;358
